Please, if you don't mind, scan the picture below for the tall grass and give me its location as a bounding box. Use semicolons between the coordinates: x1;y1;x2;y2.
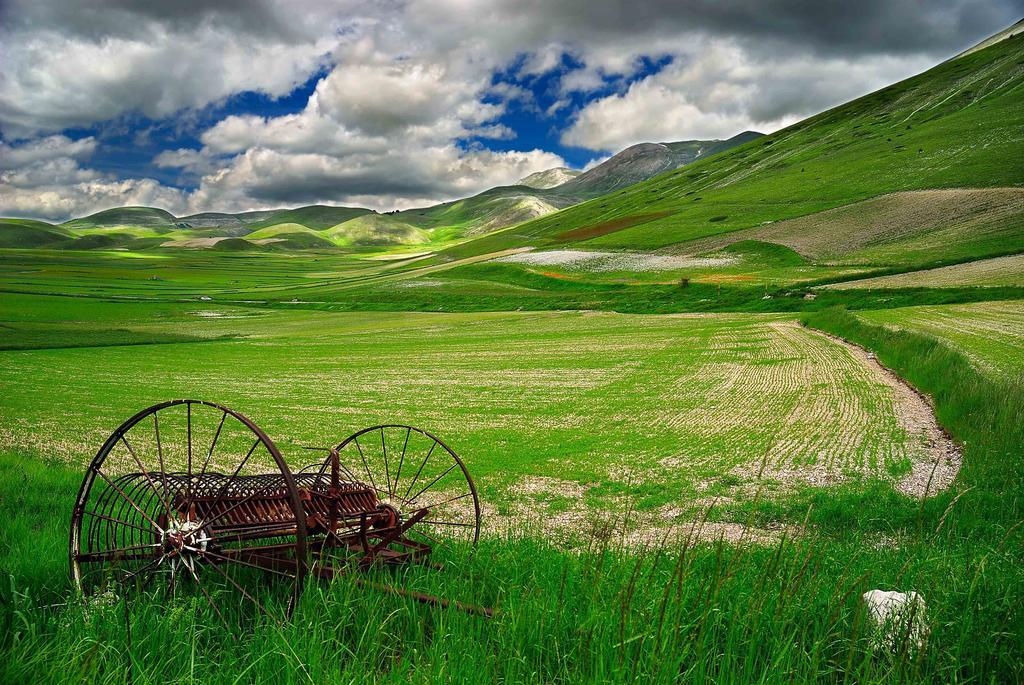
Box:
0;308;1021;683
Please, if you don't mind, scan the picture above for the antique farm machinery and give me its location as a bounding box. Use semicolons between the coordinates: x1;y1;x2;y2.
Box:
69;400;486;618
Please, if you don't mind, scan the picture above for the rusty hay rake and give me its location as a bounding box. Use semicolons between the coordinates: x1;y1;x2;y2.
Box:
69;399;489;619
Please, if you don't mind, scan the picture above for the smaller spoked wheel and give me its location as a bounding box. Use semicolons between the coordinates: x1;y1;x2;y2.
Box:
307;425;480;565
69;400;307;622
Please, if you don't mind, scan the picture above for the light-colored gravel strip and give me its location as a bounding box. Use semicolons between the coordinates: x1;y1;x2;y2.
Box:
804;326;962;497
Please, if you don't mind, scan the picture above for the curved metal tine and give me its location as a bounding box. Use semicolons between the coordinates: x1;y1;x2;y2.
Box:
118;434;174;523
411;490;474;512
209;437;261;504
78;543;162;564
391;427;412;500
95;469;164;533
153;412;172;518
90;476;155;555
302;446;335;490
107;475;157;550
200;479;293;530
352;436;379;495
197;410;227;485
402;440;438;501
381;428;391;499
83;510;155;536
407;461;459;505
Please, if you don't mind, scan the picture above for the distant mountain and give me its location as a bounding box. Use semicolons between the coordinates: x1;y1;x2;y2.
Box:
176;212;259;229
517;167;581;189
246;205;372;230
554;131;763;199
63;206;178;230
395;185;573;238
178;205;370;230
428;23;1024;263
3;129;765;248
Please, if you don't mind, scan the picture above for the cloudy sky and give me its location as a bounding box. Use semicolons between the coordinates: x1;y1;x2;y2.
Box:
1;0;1020;221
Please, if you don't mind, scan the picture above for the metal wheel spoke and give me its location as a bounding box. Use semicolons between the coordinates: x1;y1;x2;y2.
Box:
186;402;193;501
78;542;162;560
353;436;379;495
119;434;173;522
211;438;262;503
153;412;172;518
197;410;227;483
83;510;158;536
392;427;411;499
95;468;164;533
184;562;231;631
381;428;392;499
415;491;474;511
407;462;459;504
421;520;475;528
198;548;297;579
122;555;167;583
403;441;437;501
202;556;269;616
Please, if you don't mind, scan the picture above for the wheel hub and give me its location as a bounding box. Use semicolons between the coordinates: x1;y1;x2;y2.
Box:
162;518;208;557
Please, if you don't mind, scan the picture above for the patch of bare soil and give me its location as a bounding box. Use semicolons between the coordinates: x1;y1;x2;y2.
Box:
806;327;962;497
479;476;788;549
555;211;673;241
678;187;1024;259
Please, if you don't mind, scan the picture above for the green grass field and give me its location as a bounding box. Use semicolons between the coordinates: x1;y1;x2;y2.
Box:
857;300;1024;376
1;289;1022;683
0;294;936;523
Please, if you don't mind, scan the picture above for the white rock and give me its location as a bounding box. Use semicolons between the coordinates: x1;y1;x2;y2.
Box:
862;590;929;653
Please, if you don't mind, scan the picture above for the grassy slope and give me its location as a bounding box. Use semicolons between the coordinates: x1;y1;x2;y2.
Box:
683;188;1024;266
62;206;178;230
327;214;431;246
246;205;372;230
429;35;1024;263
395;185;575;239
856;300;1024;375
0;219;68;248
825;253;1024;289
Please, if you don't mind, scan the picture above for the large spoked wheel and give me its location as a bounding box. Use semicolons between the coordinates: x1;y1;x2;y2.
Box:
69;400;307;620
308;425;481;562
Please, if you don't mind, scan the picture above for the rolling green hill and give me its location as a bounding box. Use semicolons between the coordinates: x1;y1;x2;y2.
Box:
553;131;763;199
62;206;178;230
394;186;577;238
246;205;372;230
430;33;1024;264
0;218;68;248
326;214;430;246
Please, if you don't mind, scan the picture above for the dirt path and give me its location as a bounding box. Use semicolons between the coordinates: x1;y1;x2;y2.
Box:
803;324;962;497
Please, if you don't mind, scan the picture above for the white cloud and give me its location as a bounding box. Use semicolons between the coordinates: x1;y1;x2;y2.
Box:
0;135;187;220
0;177;186;222
562;41;932;151
0;5;342;138
0;0;1017;219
